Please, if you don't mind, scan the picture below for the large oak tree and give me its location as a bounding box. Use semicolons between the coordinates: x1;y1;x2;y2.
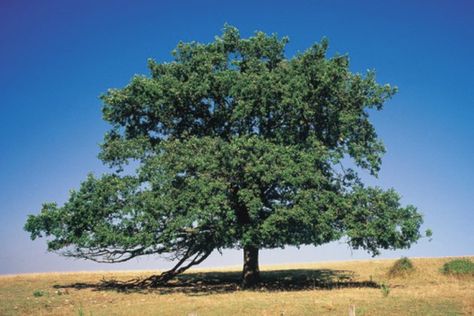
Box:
25;25;426;287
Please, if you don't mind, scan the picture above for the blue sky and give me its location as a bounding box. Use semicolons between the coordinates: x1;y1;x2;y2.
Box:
1;0;473;274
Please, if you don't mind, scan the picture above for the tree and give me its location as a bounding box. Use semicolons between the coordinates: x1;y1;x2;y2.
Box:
25;25;426;288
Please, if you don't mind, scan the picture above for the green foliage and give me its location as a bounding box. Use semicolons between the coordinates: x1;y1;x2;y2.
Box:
441;259;474;276
77;304;88;316
380;283;390;297
33;290;45;297
24;25;424;274
388;257;415;277
425;229;433;238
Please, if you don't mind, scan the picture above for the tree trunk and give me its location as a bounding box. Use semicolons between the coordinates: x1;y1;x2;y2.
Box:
242;245;260;288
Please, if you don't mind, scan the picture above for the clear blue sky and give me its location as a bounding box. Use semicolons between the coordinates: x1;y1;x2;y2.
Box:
1;0;473;274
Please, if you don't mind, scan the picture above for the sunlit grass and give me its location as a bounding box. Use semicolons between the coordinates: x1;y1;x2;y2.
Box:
0;256;472;315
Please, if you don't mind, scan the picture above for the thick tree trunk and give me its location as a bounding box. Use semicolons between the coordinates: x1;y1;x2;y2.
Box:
242;245;260;288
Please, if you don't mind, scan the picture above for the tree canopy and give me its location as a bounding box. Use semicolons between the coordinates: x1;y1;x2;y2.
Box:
25;25;426;287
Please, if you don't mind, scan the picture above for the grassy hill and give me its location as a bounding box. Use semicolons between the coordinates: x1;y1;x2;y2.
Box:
1;256;473;315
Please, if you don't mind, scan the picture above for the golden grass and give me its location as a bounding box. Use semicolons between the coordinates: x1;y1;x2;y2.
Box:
0;256;473;315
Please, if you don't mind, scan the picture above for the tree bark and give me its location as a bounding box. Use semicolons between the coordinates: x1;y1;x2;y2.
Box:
242;245;260;288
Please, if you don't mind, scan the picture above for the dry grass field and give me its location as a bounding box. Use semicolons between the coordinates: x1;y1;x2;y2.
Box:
0;256;473;315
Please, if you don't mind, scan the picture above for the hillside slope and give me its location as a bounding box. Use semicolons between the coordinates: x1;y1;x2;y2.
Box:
0;256;473;315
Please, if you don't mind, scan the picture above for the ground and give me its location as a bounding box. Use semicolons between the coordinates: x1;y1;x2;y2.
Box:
0;256;472;315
